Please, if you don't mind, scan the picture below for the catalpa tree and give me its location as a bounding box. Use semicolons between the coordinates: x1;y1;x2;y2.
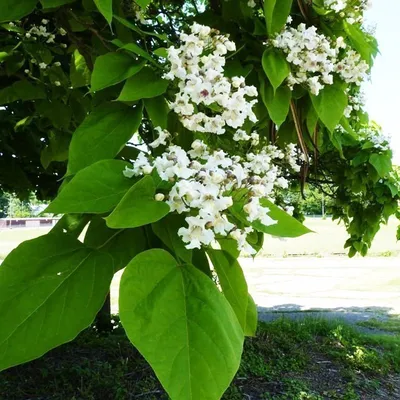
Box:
0;0;399;399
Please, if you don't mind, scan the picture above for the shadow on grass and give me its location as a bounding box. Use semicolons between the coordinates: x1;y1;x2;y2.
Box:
0;311;399;400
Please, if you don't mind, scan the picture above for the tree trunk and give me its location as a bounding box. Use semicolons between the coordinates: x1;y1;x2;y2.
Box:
95;292;113;333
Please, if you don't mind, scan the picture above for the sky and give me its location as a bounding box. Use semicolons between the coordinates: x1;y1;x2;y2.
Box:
364;1;400;164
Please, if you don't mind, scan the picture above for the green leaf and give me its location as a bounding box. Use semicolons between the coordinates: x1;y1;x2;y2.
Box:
311;83;348;133
117;67;169;102
36;100;72;130
230;195;311;238
369;154;392;178
67;102;143;175
91;53;145;92
85;217;147;273
46;160;134;214
344;21;376;64
50;214;91;238
261;81;291;126
117;42;159;67
113;15;168;41
207;249;249;331
0;52;9;62
258;198;311;237
144;96;170;129
306;103;318;135
106;175;170;229
153;47;168;58
93;0;113;24
264;0;293;35
0;233;114;371
152;214;192;264
40;132;70;169
192;249;212;278
40;0;76;7
0;0;37;22
244;294;258;337
70;50;91;88
262;49;290;91
0;80;46;106
119;249;244;400
135;0;151;7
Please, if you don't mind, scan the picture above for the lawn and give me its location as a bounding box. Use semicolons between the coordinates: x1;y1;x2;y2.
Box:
1;217;399;260
0;317;399;400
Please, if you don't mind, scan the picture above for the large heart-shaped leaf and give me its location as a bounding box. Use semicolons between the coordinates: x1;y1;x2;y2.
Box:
93;0;113;24
0;233;114;371
262;49;290;91
117;67;169;102
67;102;143;175
46;160;134;214
85;217;147;272
264;0;293;35
230;194;312;238
119;249;244;400
152;214;192;264
0;0;37;22
91;53;145;92
106;175;170;228
261;80;291;126
245;294;258;337
207;249;249;331
311;83;348;133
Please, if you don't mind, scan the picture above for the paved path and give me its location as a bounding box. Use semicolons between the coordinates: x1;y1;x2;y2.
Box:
111;257;400;324
241;257;400;315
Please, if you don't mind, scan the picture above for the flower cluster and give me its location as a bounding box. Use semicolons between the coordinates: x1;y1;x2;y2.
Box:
344;89;365;118
124;131;301;254
360;124;391;152
164;23;258;135
272;23;369;95
323;0;372;24
10;19;67;45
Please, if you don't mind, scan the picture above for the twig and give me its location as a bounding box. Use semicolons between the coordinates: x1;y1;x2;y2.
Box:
297;0;310;23
133;390;162;398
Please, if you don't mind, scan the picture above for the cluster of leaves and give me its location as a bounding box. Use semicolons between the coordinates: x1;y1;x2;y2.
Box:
0;1;399;399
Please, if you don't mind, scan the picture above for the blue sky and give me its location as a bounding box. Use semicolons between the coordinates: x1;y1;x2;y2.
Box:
364;1;400;164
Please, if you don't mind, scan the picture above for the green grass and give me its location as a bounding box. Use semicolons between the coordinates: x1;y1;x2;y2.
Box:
358;315;400;334
1;317;399;400
1;216;400;259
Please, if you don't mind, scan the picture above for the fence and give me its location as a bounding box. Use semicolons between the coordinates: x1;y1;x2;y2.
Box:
0;218;60;229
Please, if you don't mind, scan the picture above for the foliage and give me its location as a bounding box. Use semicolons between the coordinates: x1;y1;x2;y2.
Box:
0;191;46;217
0;1;399;399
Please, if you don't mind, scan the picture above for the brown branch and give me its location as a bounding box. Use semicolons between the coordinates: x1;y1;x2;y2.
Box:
290;100;310;198
297;0;310;23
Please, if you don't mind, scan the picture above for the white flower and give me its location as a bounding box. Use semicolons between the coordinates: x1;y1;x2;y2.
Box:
42;19;49;24
273;23;368;94
230;228;257;255
54;61;61;67
59;27;67;36
247;0;256;8
155;193;165;202
178;216;215;249
122;130;299;254
54;81;61;86
39;62;47;69
150;127;170;148
165;23;258;135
